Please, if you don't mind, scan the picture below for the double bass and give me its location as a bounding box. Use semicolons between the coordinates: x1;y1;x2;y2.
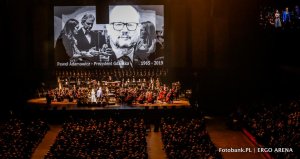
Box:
157;90;166;101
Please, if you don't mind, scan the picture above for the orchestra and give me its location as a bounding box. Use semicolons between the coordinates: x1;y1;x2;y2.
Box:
47;68;183;106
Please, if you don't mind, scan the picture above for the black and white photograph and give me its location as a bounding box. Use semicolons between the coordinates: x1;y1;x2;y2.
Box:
54;5;164;68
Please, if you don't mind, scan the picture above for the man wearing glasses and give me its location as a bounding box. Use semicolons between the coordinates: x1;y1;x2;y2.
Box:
106;5;141;68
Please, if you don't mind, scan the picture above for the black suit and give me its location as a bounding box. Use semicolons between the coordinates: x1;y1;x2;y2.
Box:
75;29;106;52
75;29;106;62
108;48;142;68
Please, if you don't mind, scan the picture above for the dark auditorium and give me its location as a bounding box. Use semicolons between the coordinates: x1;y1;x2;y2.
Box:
2;0;299;158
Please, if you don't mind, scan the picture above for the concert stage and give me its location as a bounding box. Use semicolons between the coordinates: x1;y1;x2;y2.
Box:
27;98;191;111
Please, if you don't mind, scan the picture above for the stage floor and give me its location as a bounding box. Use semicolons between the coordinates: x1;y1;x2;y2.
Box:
27;98;191;110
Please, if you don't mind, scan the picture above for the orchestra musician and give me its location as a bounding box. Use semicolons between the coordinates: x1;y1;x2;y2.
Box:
136;92;145;104
165;89;174;103
125;92;134;105
157;88;166;102
146;90;154;104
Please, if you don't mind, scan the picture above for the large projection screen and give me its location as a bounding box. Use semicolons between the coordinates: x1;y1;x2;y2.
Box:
54;5;164;68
